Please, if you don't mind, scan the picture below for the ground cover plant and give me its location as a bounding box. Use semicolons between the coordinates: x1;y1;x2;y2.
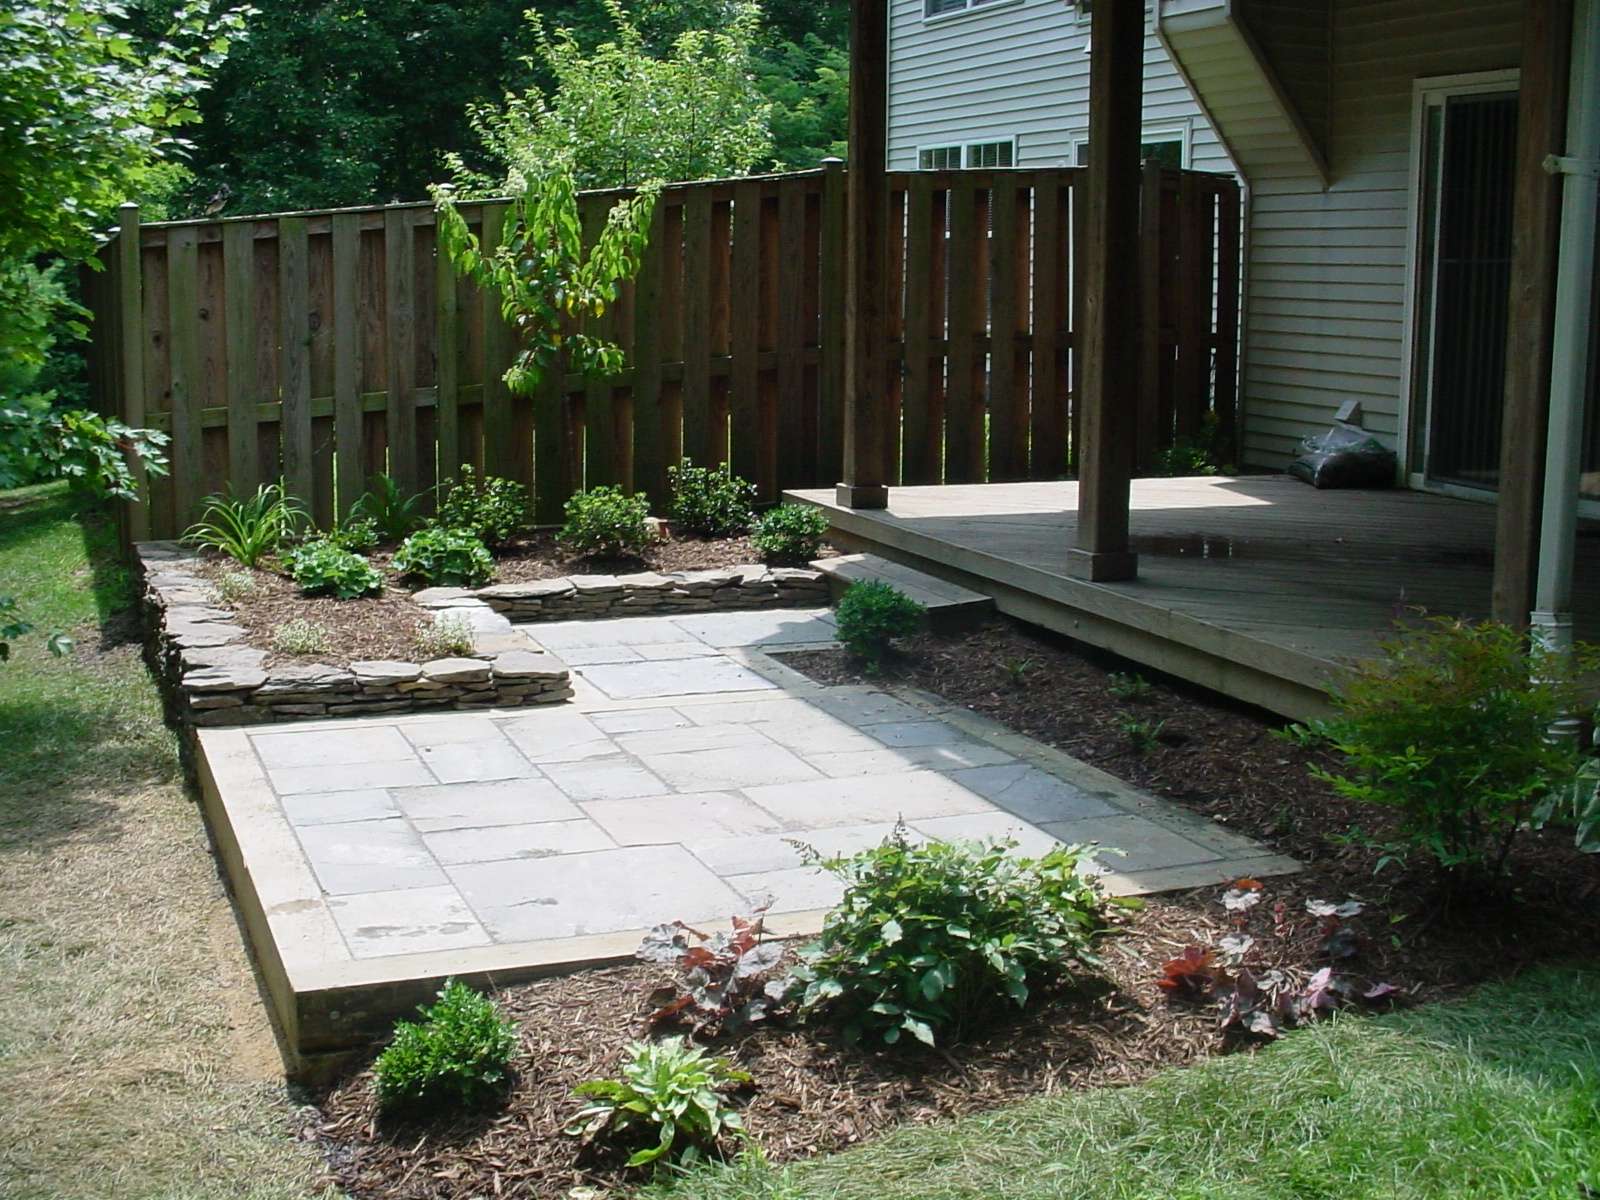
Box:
373;980;519;1117
833;579;924;670
413;611;475;660
751;503;829;564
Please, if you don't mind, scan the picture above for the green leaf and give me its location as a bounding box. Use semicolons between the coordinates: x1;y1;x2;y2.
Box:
880;918;903;946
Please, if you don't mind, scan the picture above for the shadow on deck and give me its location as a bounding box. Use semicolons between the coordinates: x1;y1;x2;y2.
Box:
789;476;1600;721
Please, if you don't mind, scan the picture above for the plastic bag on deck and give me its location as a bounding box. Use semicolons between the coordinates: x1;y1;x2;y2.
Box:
1286;425;1396;489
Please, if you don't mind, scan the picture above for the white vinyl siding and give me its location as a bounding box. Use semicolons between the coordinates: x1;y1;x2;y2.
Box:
887;0;1233;175
1163;0;1524;469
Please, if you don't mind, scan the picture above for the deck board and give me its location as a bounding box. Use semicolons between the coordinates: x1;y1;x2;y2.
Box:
789;477;1600;719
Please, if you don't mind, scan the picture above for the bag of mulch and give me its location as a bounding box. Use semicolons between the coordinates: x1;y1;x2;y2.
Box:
1287;425;1396;489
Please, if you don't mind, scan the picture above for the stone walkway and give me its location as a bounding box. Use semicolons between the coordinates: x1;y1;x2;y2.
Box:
197;608;1299;1052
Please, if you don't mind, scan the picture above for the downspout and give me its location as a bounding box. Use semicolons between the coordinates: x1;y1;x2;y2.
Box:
1531;0;1599;665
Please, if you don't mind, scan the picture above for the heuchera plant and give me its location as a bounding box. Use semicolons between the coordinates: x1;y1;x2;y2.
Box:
636;908;789;1035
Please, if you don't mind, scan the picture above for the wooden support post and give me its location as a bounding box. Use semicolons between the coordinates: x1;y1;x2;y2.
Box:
837;0;890;509
1493;0;1575;625
1067;0;1143;582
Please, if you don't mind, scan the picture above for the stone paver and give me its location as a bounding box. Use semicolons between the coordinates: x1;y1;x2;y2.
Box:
214;607;1298;1021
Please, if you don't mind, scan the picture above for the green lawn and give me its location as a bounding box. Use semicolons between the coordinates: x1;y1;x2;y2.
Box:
0;484;324;1200
662;965;1600;1200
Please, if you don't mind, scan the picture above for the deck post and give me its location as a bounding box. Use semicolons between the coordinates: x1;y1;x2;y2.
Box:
837;0;890;510
1066;0;1143;582
1492;0;1575;625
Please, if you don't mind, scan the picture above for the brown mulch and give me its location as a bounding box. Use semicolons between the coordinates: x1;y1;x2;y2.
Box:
487;529;838;583
310;620;1600;1200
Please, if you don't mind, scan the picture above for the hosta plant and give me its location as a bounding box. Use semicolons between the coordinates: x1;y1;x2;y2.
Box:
787;826;1112;1046
285;539;384;600
636;908;788;1034
566;1036;749;1169
559;485;653;557
373;979;519;1116
393;527;494;587
667;459;756;537
437;464;529;546
183;482;307;567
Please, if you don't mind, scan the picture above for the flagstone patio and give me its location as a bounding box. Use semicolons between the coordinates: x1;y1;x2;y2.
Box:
196;607;1298;1056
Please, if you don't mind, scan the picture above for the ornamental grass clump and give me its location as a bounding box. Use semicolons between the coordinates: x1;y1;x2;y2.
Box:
667;458;756;537
834;579;925;670
373;980;519;1117
182;482;307;567
786;827;1113;1047
1292;616;1598;882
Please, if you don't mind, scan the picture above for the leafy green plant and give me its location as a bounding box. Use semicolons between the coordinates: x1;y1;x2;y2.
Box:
750;503;829;564
559;485;653;557
1150;413;1234;478
214;569;256;605
434;159;657;400
667;459;756;537
0;594;72;662
322;515;381;553
1107;671;1153;702
1001;656;1035;687
1291;617;1597;879
1120;716;1167;754
271;618;331;657
393;527;494;587
182;482;307;568
566;1036;750;1169
636;908;787;1034
350;473;428;543
285;539;384;600
437;464;529;547
0;400;171;500
414;612;476;660
787;827;1111;1046
834;580;925;671
1535;757;1600;855
373;979;519;1117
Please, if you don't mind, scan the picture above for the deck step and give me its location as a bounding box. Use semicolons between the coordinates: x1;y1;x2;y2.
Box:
811;554;994;630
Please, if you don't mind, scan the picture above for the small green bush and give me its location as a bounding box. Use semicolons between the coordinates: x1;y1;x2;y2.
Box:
183;482;307;567
667;458;756;537
393;527;494;587
787;828;1111;1047
373;979;519;1116
350;473;428;543
285;539;384;600
750;503;829;564
437;464;529;546
566;1036;749;1169
834;579;924;670
323;515;381;553
1293;616;1597;879
414;612;475;659
559;485;653;557
272;618;331;657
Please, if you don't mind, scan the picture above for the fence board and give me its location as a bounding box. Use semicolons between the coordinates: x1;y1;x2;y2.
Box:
222;222;261;499
818;160;846;484
1215;181;1241;461
631;199;666;506
581;195;614;490
945;181;982;483
681;188;713;466
278;217;314;513
479;203;514;489
433;218;460;500
988;174;1026;480
332;213;365;516
730;180;763;493
777;182;809;491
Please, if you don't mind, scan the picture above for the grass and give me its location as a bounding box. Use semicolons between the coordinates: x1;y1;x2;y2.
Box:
659;964;1600;1200
0;483;324;1200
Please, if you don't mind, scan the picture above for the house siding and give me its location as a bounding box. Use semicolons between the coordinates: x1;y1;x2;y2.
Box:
1167;0;1523;467
887;0;1232;173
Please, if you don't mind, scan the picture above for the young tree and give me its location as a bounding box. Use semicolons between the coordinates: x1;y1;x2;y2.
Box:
468;0;773;191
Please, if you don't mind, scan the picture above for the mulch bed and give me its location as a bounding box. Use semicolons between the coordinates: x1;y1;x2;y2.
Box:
310;619;1600;1200
489;529;838;583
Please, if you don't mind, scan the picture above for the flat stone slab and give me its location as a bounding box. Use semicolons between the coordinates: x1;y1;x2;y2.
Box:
192;610;1300;1055
812;554;994;630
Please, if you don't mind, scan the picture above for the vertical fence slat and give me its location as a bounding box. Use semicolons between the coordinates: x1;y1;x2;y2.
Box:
883;186;905;488
433;221;460;500
478;203;515;491
383;209;418;493
1069;174;1088;472
818;160;846;483
1030;175;1066;479
945;181;982;483
331;213;364;517
988;174;1024;480
1214;180;1241;461
730;179;764;494
276;218;313;510
222;222;261;501
1175;171;1206;440
1136;161;1164;473
709;197;733;468
901;177;937;484
167;227;205;526
777;182;809;491
117;207;151;541
632;199;666;506
681;187;713;466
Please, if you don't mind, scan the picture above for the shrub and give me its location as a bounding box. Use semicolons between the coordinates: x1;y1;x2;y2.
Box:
437;464;529;546
667;458;756;537
750;503;828;564
414;612;475;660
350;473;428;543
559;485;653;557
834;580;924;670
323;515;381;553
272;618;331;657
566;1036;749;1169
786;827;1111;1046
373;979;519;1116
183;482;307;567
1293;616;1596;879
285;539;384;600
393;527;494;587
214;570;257;605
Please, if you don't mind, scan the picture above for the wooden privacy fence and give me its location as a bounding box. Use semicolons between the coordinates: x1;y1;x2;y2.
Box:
83;163;1240;540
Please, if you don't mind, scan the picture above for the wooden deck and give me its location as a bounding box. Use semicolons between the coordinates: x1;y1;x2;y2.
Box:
789;476;1600;720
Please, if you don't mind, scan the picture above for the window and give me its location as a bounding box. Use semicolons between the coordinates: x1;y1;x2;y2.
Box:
919;140;1016;170
1073;0;1092;23
1073;130;1187;169
925;0;1006;16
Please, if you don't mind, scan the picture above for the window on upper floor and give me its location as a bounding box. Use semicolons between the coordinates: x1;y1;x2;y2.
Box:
966;139;1015;168
925;0;1008;17
918;145;962;170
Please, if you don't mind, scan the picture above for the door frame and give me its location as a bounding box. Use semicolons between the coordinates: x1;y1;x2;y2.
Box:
1398;68;1520;499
